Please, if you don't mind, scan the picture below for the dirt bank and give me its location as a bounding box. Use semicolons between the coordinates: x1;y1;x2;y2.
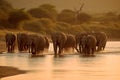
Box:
0;66;28;78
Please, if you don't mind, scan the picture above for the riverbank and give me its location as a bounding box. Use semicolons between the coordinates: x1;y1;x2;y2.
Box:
0;66;28;78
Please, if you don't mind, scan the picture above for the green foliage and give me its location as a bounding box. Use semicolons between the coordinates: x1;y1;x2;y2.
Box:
0;0;13;13
0;0;13;28
57;9;75;24
77;12;91;24
55;22;72;33
103;12;119;22
28;4;57;21
8;9;31;29
28;8;50;18
39;4;58;21
94;12;120;24
23;18;55;34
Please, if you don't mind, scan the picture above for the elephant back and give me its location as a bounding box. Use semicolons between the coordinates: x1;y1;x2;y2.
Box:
92;32;107;46
65;34;76;48
86;35;97;48
32;35;46;51
75;32;88;45
51;32;67;44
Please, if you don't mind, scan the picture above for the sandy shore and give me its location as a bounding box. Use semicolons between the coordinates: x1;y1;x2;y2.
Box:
0;66;28;78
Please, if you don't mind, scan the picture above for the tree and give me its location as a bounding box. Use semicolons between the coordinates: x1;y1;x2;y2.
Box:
0;0;13;13
57;9;75;24
77;12;91;24
8;9;31;29
23;18;55;34
28;4;58;21
39;4;58;21
28;8;51;19
0;0;13;28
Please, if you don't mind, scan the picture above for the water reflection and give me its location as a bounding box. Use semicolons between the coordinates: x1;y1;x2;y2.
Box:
0;41;120;80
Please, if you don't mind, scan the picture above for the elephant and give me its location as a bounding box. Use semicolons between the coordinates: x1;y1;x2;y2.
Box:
30;35;46;55
76;31;107;53
51;32;67;57
64;34;76;52
81;35;97;56
5;33;16;53
17;33;29;52
91;31;107;51
75;32;88;53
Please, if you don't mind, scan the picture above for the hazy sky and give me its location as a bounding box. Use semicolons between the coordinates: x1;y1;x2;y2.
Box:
6;0;120;13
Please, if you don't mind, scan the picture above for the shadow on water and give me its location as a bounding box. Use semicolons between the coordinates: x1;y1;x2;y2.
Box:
79;54;96;57
30;54;46;58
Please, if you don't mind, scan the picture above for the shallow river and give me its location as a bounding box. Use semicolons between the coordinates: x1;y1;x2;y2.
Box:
0;41;120;80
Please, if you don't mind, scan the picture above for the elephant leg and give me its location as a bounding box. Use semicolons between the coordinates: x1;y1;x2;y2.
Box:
53;43;57;57
87;47;90;56
82;46;85;55
82;45;85;54
12;44;15;52
72;47;74;53
8;45;10;53
98;45;102;51
28;46;31;53
91;48;95;55
79;43;82;53
18;44;20;51
11;45;13;52
31;46;36;55
102;45;105;50
58;43;64;56
58;45;62;55
9;45;12;53
102;43;106;50
9;45;12;52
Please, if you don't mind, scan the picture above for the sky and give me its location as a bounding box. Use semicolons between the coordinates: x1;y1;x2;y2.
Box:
6;0;120;13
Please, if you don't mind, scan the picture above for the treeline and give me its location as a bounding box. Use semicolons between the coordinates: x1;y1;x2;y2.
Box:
0;0;120;40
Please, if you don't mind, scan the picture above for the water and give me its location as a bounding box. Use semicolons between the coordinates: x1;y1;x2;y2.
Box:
0;41;120;80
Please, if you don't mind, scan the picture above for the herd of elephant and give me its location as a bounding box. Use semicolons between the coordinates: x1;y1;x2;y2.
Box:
5;31;107;57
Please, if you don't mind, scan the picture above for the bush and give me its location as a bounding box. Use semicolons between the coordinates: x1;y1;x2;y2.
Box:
77;12;91;24
57;9;75;24
8;9;31;29
23;18;55;34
